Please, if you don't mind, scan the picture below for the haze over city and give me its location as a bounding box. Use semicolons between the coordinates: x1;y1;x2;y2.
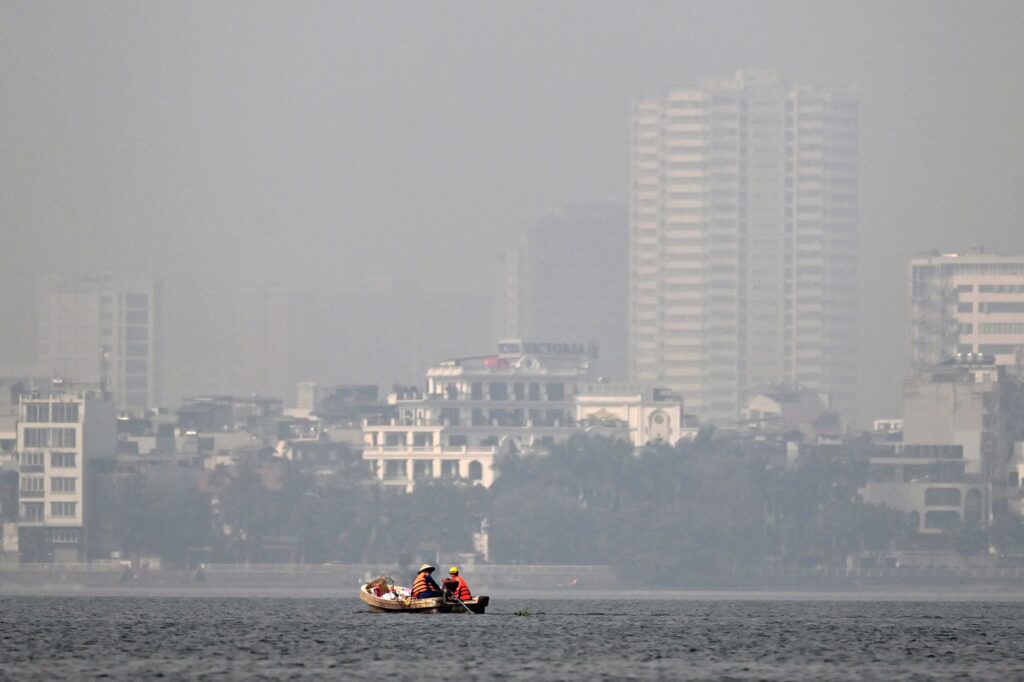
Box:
4;2;1024;679
2;1;1022;421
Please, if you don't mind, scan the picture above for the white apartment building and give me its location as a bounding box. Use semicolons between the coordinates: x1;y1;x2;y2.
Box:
910;253;1024;369
17;386;116;561
38;272;160;412
362;340;595;490
629;69;858;424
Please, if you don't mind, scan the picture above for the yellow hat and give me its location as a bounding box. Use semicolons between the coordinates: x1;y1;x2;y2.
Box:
418;563;435;573
449;566;459;574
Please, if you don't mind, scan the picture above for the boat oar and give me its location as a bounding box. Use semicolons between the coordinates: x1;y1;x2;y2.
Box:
455;598;474;615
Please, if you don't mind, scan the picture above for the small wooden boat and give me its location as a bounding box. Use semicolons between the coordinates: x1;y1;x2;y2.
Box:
359;577;489;613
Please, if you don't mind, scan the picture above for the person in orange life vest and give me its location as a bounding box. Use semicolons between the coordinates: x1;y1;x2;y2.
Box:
442;566;472;601
411;563;442;598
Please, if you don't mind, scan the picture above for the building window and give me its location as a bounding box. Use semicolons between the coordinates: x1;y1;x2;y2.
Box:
979;302;1024;314
125;376;148;391
978;323;1024;335
125;326;149;342
20;451;44;467
23;428;50;448
25;403;50;422
489;382;508;401
51;403;79;423
126;309;148;324
979;344;1022;355
383;460;407;480
20;476;44;493
468;461;483;481
51;502;77;518
413;460;433;480
52;530;79;544
448;435;467;447
21;503;44;522
470;382;483;400
125;359;148;374
51;477;77;493
440;460;459;478
51;452;76;468
923;510;960;530
924;487;961;506
546;383;565;401
125;293;148;307
52;428;76;448
126;343;148;357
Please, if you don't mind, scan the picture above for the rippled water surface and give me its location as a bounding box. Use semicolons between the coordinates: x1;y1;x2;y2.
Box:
2;595;1024;679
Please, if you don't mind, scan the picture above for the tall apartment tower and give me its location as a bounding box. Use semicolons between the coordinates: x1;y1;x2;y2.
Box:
910;253;1024;369
38;272;160;413
629;69;858;424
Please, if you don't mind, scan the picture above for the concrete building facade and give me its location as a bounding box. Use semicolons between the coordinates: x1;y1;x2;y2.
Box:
629;69;858;424
910;253;1024;369
38;272;160;413
362;340;596;491
862;444;984;535
498;204;629;381
16;386;116;561
575;384;683;447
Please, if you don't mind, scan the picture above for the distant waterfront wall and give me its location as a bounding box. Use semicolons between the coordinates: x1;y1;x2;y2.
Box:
0;562;615;592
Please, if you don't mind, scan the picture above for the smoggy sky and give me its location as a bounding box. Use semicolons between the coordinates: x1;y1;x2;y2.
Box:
2;1;1022;420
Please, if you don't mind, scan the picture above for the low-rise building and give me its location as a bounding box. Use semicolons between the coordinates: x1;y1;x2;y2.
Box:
575;384;683;447
362;340;594;490
862;444;984;535
862;354;1024;535
741;385;839;440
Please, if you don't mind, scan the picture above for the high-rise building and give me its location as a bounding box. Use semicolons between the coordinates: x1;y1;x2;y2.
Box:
910;253;1024;369
38;272;160;412
629;69;858;424
234;284;291;401
498;204;628;380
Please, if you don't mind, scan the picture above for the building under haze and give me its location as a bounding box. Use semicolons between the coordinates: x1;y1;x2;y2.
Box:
16;385;116;562
37;272;160;413
497;204;628;381
910;253;1024;369
629;69;858;424
362;340;597;490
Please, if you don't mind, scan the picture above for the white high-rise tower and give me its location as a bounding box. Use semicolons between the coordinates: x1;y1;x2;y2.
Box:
629;70;858;424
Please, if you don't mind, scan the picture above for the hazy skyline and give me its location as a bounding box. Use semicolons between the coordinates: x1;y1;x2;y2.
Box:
2;1;1022;421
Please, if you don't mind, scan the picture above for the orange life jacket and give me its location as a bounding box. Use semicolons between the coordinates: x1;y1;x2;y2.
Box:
411;572;438;598
449;575;472;601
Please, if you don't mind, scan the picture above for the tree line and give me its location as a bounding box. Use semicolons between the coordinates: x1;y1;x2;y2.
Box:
88;433;1022;583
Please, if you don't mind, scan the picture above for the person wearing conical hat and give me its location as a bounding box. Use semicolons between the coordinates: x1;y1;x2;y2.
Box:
410;563;442;599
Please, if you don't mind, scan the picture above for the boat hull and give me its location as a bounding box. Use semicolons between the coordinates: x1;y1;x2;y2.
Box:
359;584;489;613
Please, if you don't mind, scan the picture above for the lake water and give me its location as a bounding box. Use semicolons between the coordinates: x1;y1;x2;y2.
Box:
2;594;1024;679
